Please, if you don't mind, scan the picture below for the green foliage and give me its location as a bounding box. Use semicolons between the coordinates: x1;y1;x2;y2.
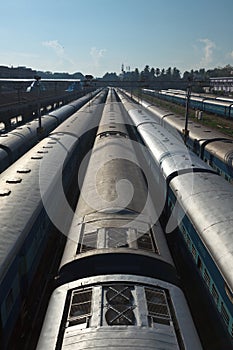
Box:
118;64;233;84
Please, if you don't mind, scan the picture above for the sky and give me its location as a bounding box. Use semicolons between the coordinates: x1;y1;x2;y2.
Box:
1;0;233;77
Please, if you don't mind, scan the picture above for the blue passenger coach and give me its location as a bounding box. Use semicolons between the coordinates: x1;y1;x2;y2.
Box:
143;89;233;118
129;89;233;183
167;172;233;339
119;90;233;345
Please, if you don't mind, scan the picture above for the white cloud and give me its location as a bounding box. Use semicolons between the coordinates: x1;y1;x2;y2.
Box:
42;40;77;70
90;47;106;67
199;38;216;66
42;40;64;56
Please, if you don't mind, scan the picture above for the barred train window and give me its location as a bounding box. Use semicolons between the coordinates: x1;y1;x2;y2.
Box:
77;227;158;253
180;224;187;238
221;302;230;327
186;235;191;248
145;288;171;326
197;256;203;271
211;284;219;305
107;228;129;248
106;228;157;252
81;232;97;252
191;244;197;260
77;231;97;253
63;284;182;337
105;285;136;325
67;288;92;327
137;230;158;253
203;269;211;288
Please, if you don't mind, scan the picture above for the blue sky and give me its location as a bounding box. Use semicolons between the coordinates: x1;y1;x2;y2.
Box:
1;0;233;77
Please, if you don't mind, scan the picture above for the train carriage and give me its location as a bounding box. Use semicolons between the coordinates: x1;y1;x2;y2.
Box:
37;275;201;350
168;172;233;337
0;90;100;173
0;89;107;349
36;88;202;350
118;90;233;346
128;89;233;183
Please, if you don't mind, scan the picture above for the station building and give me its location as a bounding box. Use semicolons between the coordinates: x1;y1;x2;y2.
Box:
210;77;233;94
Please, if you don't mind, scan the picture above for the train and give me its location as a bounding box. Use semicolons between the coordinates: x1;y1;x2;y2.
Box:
118;89;233;347
143;88;233;119
128;89;233;183
0;90;100;173
0;89;108;349
36;88;202;350
162;89;233;104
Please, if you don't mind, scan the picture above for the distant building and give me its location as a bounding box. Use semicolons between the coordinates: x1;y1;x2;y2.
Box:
0;65;36;78
210;77;233;94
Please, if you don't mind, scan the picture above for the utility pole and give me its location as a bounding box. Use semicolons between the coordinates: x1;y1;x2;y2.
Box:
26;75;43;135
183;78;192;145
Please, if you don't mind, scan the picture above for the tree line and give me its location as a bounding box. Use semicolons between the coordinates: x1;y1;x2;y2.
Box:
102;64;233;83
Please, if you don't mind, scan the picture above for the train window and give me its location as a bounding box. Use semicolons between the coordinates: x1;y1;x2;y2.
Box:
137;232;153;252
203;269;211;288
145;288;171;326
221;302;230;327
212;164;217;170
211;284;219;305
67;288;92;328
105;285;136;326
191;244;197;260
186;235;191;249
78;232;97;253
183;232;188;242
106;228;129;248
197;256;203;272
180;223;184;233
137;230;158;253
225;284;233;303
